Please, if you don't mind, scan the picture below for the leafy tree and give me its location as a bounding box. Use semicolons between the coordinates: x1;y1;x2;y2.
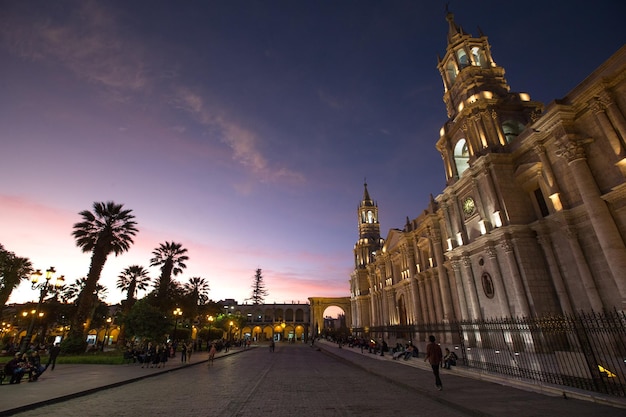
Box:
66;201;137;352
150;241;188;306
124;299;170;342
0;244;33;314
250;268;268;305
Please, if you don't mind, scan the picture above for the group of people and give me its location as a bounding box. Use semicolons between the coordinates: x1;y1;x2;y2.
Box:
3;345;59;385
391;343;419;360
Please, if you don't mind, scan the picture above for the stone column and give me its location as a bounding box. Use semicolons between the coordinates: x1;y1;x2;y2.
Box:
565;226;603;311
417;276;428;324
431;228;455;320
500;238;531;317
485;244;512;317
536;231;574;314
461;255;482;319
556;130;626;309
451;259;470;319
598;91;626;144
590;98;624;157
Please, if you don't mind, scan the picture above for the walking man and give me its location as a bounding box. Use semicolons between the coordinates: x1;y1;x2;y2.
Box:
424;335;443;390
46;342;61;371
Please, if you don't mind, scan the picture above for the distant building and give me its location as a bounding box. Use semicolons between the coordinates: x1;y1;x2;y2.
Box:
229;301;310;342
350;11;626;343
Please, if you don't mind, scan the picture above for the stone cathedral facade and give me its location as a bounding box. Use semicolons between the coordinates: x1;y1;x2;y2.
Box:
349;12;626;338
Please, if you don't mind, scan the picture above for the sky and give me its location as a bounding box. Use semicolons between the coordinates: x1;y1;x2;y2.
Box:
1;0;625;308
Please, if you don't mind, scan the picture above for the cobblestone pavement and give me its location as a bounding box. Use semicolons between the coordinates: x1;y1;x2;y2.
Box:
2;341;625;417
7;343;468;417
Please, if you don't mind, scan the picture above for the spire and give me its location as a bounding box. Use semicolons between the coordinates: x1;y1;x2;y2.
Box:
363;181;372;203
445;6;461;44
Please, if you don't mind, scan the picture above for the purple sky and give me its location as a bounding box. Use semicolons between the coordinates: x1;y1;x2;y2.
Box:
1;0;624;306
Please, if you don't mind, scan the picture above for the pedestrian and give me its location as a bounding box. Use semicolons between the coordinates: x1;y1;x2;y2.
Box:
207;343;217;366
269;339;275;352
46;342;61;371
424;335;443;390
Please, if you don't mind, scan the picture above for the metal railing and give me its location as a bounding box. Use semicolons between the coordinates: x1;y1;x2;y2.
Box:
352;309;626;397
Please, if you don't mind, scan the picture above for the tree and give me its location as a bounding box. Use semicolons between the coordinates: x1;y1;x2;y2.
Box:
67;201;137;352
150;241;188;306
250;268;268;305
123;299;170;342
0;244;33;314
185;276;210;306
117;265;151;311
117;265;151;345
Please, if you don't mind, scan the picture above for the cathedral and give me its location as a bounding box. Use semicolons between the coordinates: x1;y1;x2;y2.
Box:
349;11;626;338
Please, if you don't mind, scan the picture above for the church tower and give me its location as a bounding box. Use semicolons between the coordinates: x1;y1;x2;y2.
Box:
436;9;543;184
354;182;382;268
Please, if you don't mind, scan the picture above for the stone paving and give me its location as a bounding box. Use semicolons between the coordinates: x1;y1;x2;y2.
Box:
0;340;624;416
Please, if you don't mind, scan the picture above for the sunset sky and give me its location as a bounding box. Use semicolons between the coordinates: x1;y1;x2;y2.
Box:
1;1;624;307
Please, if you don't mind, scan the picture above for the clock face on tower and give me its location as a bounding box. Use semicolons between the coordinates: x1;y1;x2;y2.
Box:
462;197;476;216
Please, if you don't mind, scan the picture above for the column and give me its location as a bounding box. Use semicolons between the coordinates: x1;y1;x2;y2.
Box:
565;226;603;311
556;130;626;308
500;238;531;317
535;231;574;314
431;227;455;320
485;244;512;317
461;255;482;319
451;259;470;319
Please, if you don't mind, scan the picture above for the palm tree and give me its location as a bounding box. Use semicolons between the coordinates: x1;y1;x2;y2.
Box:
185;276;210;306
0;245;33;314
150;241;188;306
117;265;151;310
68;201;137;348
117;265;151;345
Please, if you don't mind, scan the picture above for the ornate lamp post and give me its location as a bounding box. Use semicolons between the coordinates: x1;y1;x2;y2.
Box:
20;267;64;353
207;315;214;341
229;321;233;343
172;308;183;341
100;317;112;351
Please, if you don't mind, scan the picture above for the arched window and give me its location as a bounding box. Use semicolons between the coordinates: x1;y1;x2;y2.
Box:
457;49;469;68
446;61;457;84
501;120;526;143
454;139;470;177
471;46;488;68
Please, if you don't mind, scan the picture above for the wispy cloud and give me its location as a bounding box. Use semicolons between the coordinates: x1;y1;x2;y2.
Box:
1;1;148;91
173;87;305;185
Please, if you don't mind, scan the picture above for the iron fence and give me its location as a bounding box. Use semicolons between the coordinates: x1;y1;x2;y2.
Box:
352;309;626;397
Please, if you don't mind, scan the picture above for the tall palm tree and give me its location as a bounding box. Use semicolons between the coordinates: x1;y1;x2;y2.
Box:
117;265;151;345
185;276;210;306
68;201;137;347
117;265;151;311
150;241;188;305
0;245;33;314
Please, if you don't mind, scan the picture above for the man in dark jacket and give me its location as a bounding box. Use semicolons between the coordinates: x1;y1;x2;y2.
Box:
424;335;443;390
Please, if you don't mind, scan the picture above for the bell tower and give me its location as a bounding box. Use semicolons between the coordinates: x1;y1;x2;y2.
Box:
436;9;543;183
354;182;382;268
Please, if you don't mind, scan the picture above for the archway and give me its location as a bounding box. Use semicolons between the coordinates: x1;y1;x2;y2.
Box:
309;297;351;339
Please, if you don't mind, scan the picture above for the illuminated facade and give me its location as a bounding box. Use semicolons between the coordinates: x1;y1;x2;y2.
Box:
350;11;626;342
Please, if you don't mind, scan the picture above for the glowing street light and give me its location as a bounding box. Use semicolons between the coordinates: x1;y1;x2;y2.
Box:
101;317;112;351
20;267;64;353
172;308;183;341
207;315;214;342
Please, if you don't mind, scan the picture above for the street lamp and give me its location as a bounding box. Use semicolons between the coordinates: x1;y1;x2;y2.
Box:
207;315;214;342
172;308;183;341
20;267;63;353
229;321;233;343
101;317;112;351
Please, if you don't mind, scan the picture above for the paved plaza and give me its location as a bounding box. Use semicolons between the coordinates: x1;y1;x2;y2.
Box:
1;341;625;416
